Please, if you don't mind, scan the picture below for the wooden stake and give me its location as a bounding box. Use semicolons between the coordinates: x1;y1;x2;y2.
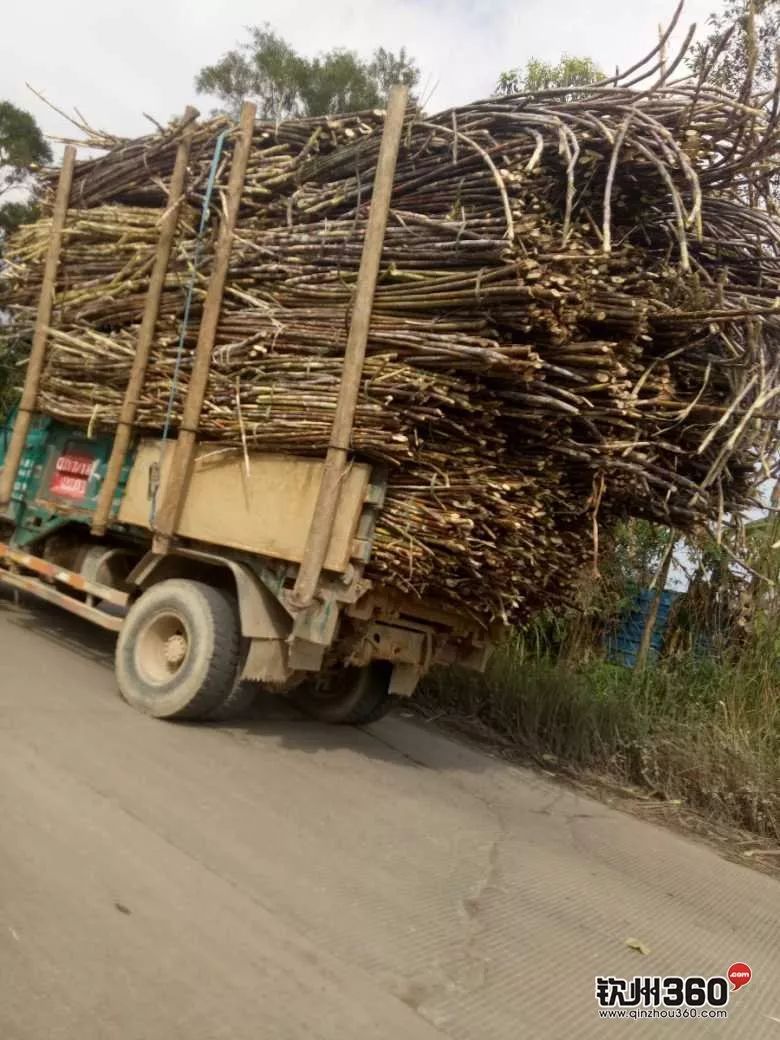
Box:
91;107;199;536
152;100;257;553
0;146;76;510
635;532;676;671
290;84;409;609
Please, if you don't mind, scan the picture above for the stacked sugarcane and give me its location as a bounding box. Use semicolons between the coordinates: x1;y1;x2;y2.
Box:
2;29;780;624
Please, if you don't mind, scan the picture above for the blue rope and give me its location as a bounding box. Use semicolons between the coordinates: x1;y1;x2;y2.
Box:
150;129;229;524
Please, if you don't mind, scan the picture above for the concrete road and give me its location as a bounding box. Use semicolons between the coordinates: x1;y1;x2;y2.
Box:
1;594;778;1040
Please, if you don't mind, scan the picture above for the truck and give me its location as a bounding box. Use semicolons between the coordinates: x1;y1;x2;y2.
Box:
0;89;494;725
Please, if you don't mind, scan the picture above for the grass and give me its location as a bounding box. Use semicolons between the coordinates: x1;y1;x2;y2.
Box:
420;628;780;841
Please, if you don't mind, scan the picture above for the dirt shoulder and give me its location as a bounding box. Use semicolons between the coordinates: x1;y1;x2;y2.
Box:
410;704;780;882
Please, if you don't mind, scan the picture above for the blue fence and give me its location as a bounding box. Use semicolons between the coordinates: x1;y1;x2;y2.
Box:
605;589;680;668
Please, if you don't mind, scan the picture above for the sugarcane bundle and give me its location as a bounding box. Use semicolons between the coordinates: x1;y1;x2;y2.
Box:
2;30;779;624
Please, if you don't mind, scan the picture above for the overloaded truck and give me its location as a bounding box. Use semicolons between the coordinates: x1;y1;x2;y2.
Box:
0;88;494;724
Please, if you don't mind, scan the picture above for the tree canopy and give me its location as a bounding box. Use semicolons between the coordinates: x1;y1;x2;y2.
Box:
691;0;779;94
0;101;52;239
495;55;604;97
196;26;420;119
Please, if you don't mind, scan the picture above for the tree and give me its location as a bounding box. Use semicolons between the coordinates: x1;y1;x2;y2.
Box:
0;101;52;240
196;25;420;120
0;198;40;239
691;0;780;94
495;55;604;97
0;102;50;417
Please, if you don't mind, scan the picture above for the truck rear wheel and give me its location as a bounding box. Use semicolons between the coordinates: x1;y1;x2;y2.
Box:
292;662;395;725
206;680;258;722
116;579;241;720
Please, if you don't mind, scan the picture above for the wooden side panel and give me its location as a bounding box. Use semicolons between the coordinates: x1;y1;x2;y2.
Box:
118;441;371;573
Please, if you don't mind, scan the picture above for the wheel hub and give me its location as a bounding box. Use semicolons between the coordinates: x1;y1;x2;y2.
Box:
135;612;190;684
164;633;188;666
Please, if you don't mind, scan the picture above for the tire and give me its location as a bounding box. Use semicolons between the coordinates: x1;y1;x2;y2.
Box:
207;680;258;722
116;579;241;720
292;662;396;725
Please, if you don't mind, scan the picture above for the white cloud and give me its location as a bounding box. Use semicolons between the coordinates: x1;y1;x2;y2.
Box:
2;0;719;146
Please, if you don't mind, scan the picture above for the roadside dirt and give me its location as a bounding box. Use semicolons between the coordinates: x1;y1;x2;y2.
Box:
411;706;780;881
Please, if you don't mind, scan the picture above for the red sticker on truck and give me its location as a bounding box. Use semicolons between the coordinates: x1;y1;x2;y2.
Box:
49;453;95;501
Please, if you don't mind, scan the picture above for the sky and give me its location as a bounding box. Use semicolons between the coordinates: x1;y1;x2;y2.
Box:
2;0;721;146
